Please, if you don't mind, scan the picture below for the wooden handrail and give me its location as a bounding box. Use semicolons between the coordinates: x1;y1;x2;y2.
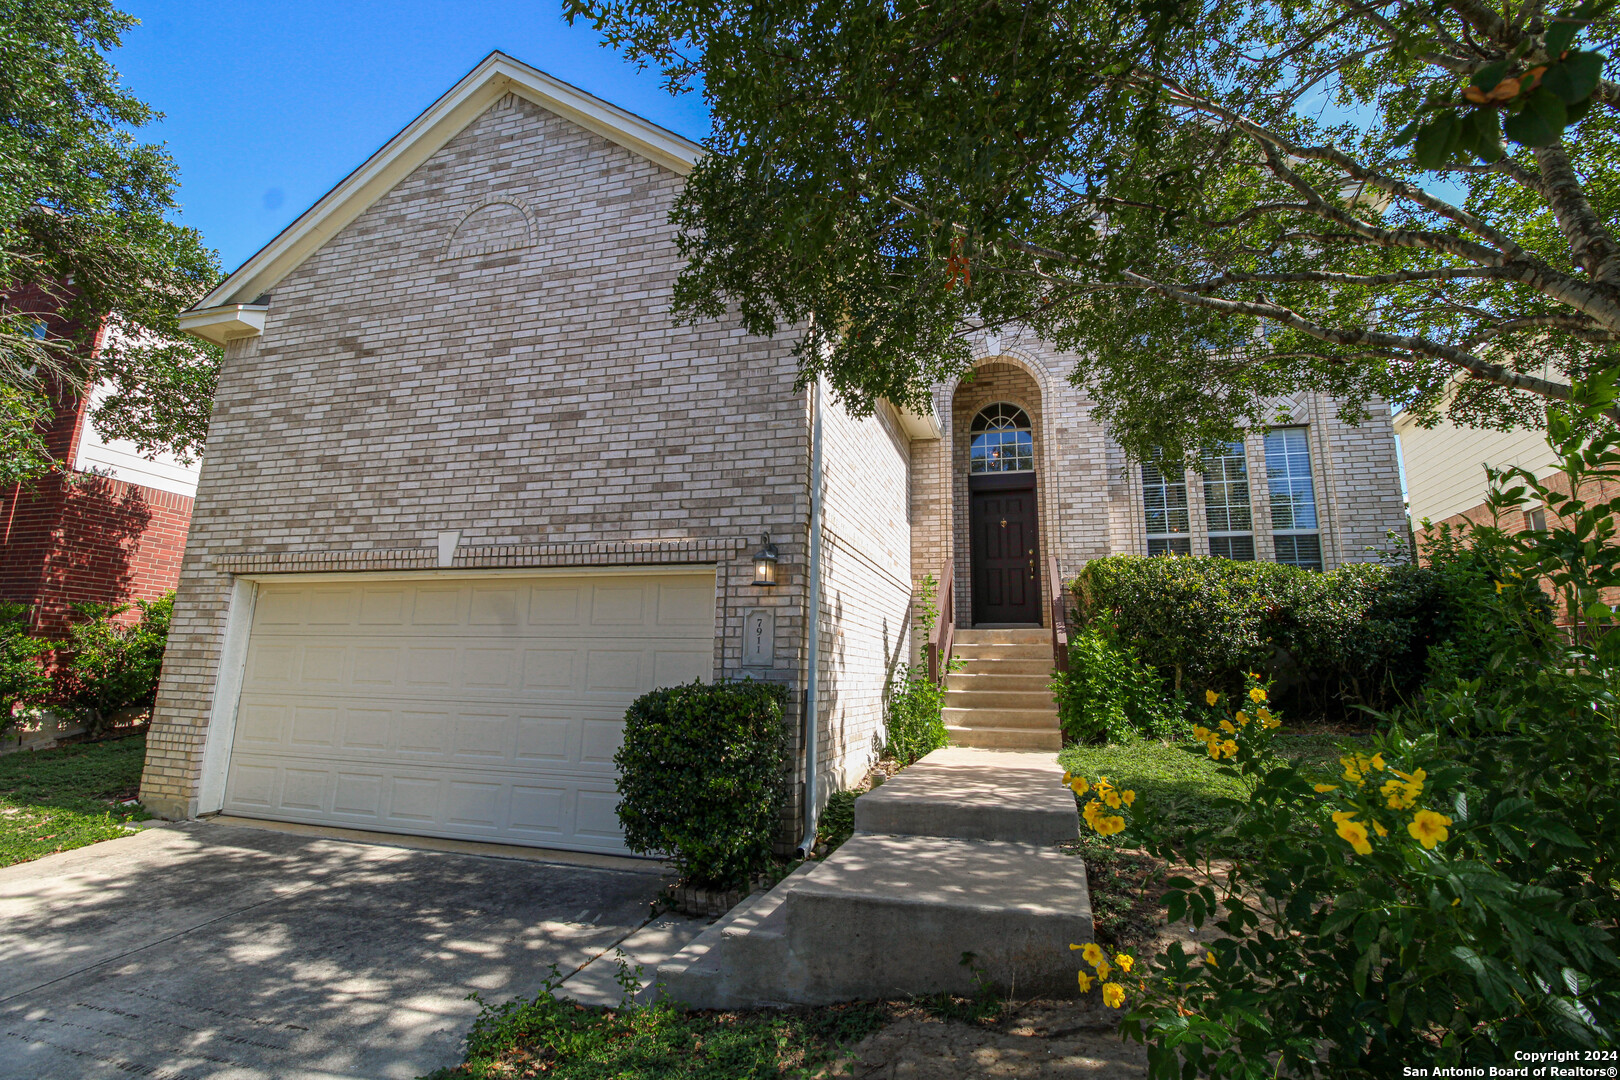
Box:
926;557;955;684
1048;554;1069;674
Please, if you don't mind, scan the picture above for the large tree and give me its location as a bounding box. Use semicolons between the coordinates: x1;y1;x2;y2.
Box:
0;0;220;486
569;0;1620;460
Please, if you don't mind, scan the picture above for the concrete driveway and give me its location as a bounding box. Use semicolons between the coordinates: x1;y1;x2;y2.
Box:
0;821;670;1080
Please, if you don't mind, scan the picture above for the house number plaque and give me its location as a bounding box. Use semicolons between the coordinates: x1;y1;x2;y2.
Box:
743;608;776;667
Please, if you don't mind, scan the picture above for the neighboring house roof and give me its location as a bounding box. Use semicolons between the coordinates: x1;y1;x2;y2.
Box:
180;51;702;343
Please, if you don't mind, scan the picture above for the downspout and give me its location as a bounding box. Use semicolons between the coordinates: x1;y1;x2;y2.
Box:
798;378;825;856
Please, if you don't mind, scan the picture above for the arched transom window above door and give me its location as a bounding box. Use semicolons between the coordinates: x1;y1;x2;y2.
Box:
969;402;1034;473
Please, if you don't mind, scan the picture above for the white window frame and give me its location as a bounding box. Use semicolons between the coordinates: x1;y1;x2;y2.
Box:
1265;427;1323;571
1202;440;1255;561
1142;452;1192;556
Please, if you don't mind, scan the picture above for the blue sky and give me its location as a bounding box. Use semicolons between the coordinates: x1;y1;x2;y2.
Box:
114;0;711;272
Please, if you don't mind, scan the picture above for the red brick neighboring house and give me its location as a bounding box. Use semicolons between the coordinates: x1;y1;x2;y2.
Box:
0;289;197;637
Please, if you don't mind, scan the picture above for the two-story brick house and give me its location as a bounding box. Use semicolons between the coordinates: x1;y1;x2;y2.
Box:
141;52;1406;855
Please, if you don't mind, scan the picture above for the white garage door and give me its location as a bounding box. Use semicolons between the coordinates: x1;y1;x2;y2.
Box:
221;571;716;854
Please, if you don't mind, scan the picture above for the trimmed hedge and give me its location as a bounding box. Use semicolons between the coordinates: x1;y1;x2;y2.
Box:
1071;551;1524;722
614;679;788;888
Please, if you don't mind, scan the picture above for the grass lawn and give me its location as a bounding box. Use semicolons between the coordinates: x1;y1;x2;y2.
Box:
424;991;887;1079
1057;729;1353;842
0;732;151;868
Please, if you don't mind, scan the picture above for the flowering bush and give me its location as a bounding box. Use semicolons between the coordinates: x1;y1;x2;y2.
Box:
1052;623;1186;744
1062;380;1620;1075
1066;676;1616;1074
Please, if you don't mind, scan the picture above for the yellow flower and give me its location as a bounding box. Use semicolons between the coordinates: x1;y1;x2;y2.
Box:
1203;951;1218;968
1095;959;1112;980
1081;943;1106;968
1219;719;1237;734
1121;789;1136;807
1191;725;1213;742
1102;982;1126;1008
1077;970;1093;992
1340;752;1387;786
1373;820;1388;838
1069;943;1083;951
1335;814;1373;855
1495;581;1507;594
1233;711;1249;726
1062;771;1073;784
1313;783;1338;793
1220;739;1238;758
1115;953;1134;973
1381;767;1426;810
1256;707;1272;723
1408;809;1452;849
1246;672;1260;681
1205;689;1219;706
1098;814;1127;836
1249;687;1267;703
1262;715;1282;730
1070;777;1090;797
1101;788;1122;809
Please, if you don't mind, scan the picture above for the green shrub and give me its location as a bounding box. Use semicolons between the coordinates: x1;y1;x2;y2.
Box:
0;602;49;737
884;572;950;764
1071;549;1523;722
51;594;172;737
1052;624;1185;744
884;665;948;764
614;679;788;889
1068;380;1620;1074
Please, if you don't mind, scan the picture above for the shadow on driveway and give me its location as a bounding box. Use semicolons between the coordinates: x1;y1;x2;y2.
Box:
0;822;667;1079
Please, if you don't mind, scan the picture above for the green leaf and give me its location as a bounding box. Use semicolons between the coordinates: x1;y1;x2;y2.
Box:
1503;88;1569;146
1542;52;1605;105
1462;108;1506;162
1545;17;1581;58
1414;113;1461;168
1472;59;1512;91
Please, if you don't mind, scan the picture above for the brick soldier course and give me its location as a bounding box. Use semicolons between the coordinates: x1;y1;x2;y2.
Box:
144;52;1407;851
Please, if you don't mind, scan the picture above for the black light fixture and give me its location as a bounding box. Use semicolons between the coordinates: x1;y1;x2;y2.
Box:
752;531;780;586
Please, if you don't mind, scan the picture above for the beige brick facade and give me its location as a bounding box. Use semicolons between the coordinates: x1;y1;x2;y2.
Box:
145;57;1409;842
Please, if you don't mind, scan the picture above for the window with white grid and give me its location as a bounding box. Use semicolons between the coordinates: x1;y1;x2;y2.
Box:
969;402;1035;473
1203;441;1255;560
1142;452;1191;556
1265;427;1322;571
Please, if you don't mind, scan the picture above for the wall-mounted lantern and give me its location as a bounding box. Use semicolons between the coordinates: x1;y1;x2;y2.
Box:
752;532;780;586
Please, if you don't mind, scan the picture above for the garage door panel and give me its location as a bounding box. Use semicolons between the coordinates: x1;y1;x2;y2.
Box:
223;572;715;854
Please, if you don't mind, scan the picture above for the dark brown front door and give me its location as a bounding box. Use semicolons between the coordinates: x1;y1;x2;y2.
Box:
970;475;1040;625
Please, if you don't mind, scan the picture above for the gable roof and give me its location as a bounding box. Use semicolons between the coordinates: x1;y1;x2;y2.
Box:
183;52;701;330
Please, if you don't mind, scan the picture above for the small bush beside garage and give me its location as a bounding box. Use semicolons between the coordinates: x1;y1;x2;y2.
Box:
614;679;788;889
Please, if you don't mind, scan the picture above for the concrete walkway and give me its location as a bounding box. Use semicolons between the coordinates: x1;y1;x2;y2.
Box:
659;747;1089;1007
0;822;678;1080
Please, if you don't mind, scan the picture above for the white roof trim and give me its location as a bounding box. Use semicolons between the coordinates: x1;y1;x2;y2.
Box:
177;304;268;346
192;51;702;311
889;399;943;440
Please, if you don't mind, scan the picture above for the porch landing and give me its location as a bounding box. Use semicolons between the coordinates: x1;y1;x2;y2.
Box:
656;747;1090;1008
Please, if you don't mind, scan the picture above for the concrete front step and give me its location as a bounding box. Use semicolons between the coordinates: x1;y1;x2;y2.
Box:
944;706;1059;728
853;747;1077;845
945;672;1052;693
944;689;1056;711
953;628;1051;645
955;657;1054;676
947;724;1064;750
657;834;1093;1007
952;642;1052;661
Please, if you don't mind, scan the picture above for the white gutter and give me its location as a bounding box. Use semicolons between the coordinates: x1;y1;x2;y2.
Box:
799;379;825;855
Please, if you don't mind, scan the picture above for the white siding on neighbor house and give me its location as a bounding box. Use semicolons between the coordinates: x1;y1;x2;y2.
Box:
1395;412;1556;525
73;382;201;497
